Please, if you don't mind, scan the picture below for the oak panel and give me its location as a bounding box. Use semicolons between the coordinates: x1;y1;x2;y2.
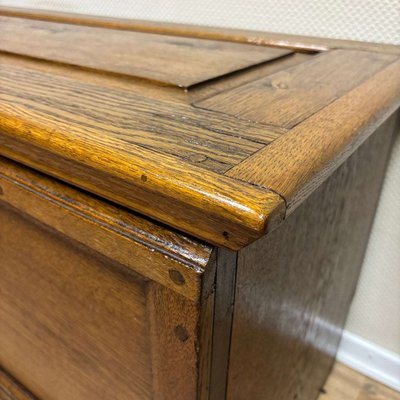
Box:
0;16;292;88
196;50;396;128
0;205;153;400
0;63;274;173
227;118;395;400
227;60;400;213
0;156;212;301
188;52;313;103
148;283;206;400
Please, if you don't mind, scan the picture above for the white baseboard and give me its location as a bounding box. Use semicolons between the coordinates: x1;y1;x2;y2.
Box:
336;330;400;392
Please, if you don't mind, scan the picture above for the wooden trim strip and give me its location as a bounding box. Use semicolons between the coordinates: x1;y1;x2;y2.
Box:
0;7;399;55
0;112;285;250
0;157;213;301
0;368;37;400
209;248;238;400
226;59;400;213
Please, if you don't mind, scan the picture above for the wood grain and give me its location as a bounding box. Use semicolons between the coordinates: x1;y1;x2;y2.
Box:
0;65;286;250
227;118;395;400
188;52;313;103
0;13;398;252
0;196;217;400
0;156;212;301
0;16;292;88
0;45;312;108
1;7;399;55
0;369;37;400
148;283;207;400
0;61;281;173
320;363;400;400
0;132;285;250
196;50;396;128
227;60;400;213
0;204;153;400
1;12;398;400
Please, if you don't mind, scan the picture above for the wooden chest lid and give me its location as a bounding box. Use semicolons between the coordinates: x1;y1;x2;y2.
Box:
1;8;400;249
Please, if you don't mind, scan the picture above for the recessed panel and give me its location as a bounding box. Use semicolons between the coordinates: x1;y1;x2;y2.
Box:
0;16;292;87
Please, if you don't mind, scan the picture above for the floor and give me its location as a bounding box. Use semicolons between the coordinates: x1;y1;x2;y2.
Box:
319;363;400;400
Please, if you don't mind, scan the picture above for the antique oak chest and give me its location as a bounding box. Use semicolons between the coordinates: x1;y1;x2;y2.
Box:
0;7;399;400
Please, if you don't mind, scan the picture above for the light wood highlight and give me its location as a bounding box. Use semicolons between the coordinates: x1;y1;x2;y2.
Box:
227;61;400;213
0;16;291;88
196;50;396;128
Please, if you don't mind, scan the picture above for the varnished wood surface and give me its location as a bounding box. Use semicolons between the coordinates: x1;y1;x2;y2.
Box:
227;63;400;213
196;50;396;128
0;49;286;250
227;120;395;400
0;128;285;250
0;58;280;173
148;283;205;400
0;156;212;301
0;204;153;399
1;13;398;399
0;200;217;400
0;49;312;107
187;52;313;103
0;13;399;249
0;16;291;88
320;363;400;400
1;7;399;55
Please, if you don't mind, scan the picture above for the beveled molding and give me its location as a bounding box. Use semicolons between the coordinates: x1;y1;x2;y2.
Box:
0;157;213;302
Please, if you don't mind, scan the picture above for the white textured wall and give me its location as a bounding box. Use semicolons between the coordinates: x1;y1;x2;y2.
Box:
345;133;400;354
1;0;400;44
1;0;399;354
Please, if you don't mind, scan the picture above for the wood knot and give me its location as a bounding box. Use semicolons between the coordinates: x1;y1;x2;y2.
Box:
188;154;208;163
276;82;288;89
168;269;185;286
0;185;3;195
174;325;189;342
140;174;147;182
223;231;230;240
